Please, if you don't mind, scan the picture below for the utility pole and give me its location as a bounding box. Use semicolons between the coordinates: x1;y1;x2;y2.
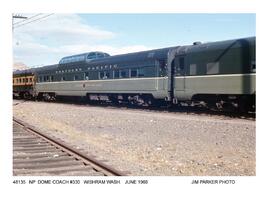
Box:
12;14;27;31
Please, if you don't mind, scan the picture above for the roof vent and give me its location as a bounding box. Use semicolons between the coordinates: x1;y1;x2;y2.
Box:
193;41;202;45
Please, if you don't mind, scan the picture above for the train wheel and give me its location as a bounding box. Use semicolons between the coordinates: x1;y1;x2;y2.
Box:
237;95;255;113
42;93;56;101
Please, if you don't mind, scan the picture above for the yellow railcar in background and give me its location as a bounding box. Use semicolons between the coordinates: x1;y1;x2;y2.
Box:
13;70;35;99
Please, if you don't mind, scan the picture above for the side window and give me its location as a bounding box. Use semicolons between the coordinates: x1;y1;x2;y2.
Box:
120;70;128;78
74;75;79;80
158;60;167;77
84;72;89;80
97;53;104;58
189;64;197;76
104;71;110;79
137;67;156;78
175;56;185;76
251;60;256;72
130;69;138;77
179;57;185;70
99;71;110;79
87;52;97;60
206;62;219;75
138;69;145;77
114;70;120;79
99;71;104;79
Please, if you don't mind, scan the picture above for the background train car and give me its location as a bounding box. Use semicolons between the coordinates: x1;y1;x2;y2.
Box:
34;64;58;100
13;69;35;99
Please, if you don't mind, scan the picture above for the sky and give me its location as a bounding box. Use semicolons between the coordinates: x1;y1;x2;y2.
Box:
13;13;255;68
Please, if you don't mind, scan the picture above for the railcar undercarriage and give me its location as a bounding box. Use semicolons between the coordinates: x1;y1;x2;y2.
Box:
191;94;255;112
15;90;255;113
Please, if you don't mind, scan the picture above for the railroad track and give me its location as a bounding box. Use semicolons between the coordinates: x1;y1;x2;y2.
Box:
13;117;125;176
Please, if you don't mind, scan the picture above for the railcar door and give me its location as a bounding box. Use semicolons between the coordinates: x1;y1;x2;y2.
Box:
173;55;185;91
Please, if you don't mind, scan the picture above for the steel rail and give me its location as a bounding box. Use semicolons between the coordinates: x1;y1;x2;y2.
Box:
13;117;125;176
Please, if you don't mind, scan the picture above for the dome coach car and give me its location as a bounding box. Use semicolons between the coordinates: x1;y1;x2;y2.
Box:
13;37;255;112
34;47;176;104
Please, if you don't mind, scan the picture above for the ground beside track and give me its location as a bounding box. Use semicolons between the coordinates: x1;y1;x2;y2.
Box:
13;100;255;176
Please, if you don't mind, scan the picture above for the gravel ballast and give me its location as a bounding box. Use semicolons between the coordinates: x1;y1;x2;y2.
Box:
13;100;256;176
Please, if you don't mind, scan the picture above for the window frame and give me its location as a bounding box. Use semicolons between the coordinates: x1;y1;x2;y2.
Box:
206;62;220;75
189;64;197;76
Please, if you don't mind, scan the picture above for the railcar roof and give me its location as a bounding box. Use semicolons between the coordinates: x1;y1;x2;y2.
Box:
12;36;255;76
32;64;59;73
13;69;35;75
13;64;59;75
185;36;255;54
88;46;178;65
